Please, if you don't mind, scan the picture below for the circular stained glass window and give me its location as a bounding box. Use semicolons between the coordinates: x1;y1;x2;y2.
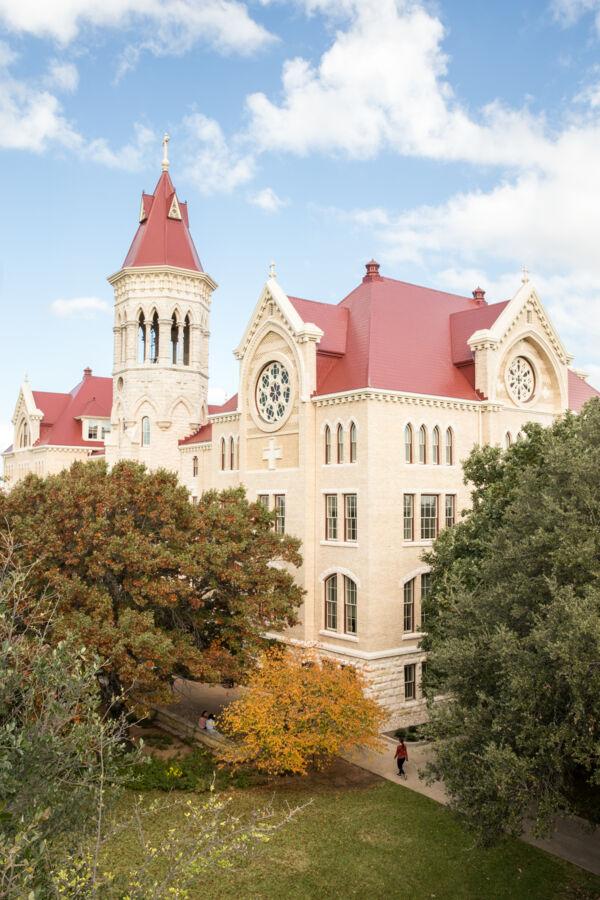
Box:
256;361;292;424
507;356;535;403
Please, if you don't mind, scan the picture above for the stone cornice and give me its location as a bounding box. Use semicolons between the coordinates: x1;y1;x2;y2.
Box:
312;387;487;412
208;412;241;424
108;265;217;291
179;441;212;452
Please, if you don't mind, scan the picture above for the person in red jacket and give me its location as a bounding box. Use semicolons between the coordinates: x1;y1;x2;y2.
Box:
395;738;408;778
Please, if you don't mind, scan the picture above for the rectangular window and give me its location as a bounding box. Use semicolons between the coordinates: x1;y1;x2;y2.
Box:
420;572;431;629
87;424;98;440
325;494;338;540
325;575;338;630
344;494;357;542
403;494;414;541
344;576;357;635
404;663;416;701
403;578;415;632
420;494;438;540
445;494;456;529
257;494;269;509
274;495;286;534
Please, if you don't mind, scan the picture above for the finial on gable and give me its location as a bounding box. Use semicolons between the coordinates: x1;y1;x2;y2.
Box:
162;133;170;172
268;260;277;280
521;265;530;284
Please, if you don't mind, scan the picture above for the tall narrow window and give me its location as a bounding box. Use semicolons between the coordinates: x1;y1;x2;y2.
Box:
517;431;524;443
337;424;344;464
138;312;146;363
445;495;456;528
150;312;159;363
344;494;357;542
403;579;415;632
220;438;226;471
257;494;269;509
505;432;512;449
192;456;198;477
229;436;235;470
403;494;414;541
183;314;191;366
274;494;286;534
344;577;357;635
325;575;338;631
432;426;440;464
350;422;357;463
445;427;454;465
18;420;29;448
420;494;438;540
404;424;413;463
87;423;98;440
171;314;179;365
420;572;431;628
404;664;416;700
325;494;338;540
324;426;332;465
418;426;427;464
141;416;150;447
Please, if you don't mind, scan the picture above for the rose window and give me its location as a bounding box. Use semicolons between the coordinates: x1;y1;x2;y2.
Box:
507;356;535;403
256;361;292;423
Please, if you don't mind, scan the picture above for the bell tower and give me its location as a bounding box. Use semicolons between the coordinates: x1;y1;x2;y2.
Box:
105;135;217;471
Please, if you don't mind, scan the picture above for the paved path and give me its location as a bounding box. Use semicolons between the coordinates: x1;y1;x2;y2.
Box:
343;736;600;877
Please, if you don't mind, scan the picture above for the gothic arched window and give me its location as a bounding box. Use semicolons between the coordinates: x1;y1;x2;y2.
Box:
18;420;29;448
138;312;146;363
229;436;235;470
432;426;440;465
150;312;159;363
141;416;150;447
324;574;337;631
404;424;413;463
446;427;454;465
171;314;179;365
344;576;357;635
324;426;332;465
418;426;427;464
505;432;512;450
220;438;226;471
349;422;357;463
337;424;344;464
183;315;191;366
192;455;198;477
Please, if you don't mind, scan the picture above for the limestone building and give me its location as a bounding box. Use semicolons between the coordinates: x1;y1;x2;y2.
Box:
4;151;599;725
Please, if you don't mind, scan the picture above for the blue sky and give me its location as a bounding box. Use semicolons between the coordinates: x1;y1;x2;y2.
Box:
2;0;600;447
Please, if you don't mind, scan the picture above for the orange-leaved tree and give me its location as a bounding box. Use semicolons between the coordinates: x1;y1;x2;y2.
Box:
217;647;384;775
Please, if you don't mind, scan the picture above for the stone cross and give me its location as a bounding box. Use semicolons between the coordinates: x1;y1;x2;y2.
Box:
269;260;277;279
262;437;282;470
162;133;170;172
521;265;530;284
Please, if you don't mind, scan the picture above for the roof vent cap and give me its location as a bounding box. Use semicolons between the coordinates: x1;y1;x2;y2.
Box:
472;286;486;305
363;259;382;282
83;367;92;379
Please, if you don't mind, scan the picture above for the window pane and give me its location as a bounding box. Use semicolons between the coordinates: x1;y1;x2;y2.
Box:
403;579;414;632
445;495;455;528
274;495;286;534
325;494;338;540
350;423;357;463
257;494;269;509
404;425;413;463
230;437;235;469
325;426;331;464
337;425;344;464
325;575;338;630
221;438;226;470
446;428;453;465
344;576;357;634
420;572;431;628
419;426;426;464
193;456;198;477
344;494;357;541
403;494;414;540
420;494;438;540
404;664;416;700
432;427;440;464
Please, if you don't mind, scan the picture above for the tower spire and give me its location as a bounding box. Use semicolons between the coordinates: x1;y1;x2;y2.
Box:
162;132;170;172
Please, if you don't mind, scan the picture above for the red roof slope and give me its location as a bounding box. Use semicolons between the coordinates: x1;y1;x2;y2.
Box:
568;369;600;412
288;297;348;355
122;171;203;272
450;302;509;365
32;369;112;448
179;394;238;446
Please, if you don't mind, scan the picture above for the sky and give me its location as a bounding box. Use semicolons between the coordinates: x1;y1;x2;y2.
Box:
2;0;600;449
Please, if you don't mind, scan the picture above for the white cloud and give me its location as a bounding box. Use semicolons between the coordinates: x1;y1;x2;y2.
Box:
182;112;255;194
207;386;228;405
0;1;275;59
50;297;112;318
84;122;156;170
249;187;287;212
551;0;600;28
46;60;79;93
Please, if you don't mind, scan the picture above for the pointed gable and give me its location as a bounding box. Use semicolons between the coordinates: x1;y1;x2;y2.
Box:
122;171;203;272
31;370;112;448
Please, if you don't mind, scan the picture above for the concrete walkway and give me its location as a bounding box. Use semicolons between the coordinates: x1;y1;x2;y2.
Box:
343;736;600;876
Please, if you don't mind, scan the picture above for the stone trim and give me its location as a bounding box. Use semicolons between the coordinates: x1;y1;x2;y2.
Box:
313;387;493;412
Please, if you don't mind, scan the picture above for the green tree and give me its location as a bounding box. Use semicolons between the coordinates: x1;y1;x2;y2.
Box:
422;399;600;843
0;461;303;709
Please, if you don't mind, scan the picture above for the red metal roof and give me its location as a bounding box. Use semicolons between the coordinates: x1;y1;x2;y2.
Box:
31;369;112;448
179;423;213;446
122;171;203;272
288;297;348;355
567;369;600;412
450;302;509;365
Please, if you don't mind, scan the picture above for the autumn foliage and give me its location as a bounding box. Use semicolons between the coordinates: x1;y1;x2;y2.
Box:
0;461;303;708
218;647;384;775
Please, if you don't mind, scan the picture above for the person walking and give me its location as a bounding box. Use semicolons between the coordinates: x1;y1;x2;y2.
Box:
395;737;408;778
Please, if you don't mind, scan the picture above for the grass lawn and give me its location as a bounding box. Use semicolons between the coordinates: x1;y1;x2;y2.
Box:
108;774;600;899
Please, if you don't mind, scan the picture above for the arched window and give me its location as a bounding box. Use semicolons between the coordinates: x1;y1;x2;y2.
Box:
120;319;126;363
505;432;512;449
138;312;146;363
445;428;454;465
349;422;357;463
141;416;150;447
324;426;332;465
432;426;440;465
337;424;344;464
18;420;29;448
192;455;198;477
150;312;159;363
418;426;427;464
220;438;226;471
516;431;524;443
324;574;338;631
171;313;179;365
183;315;191;366
404;424;413;463
229;436;235;470
344;576;357;635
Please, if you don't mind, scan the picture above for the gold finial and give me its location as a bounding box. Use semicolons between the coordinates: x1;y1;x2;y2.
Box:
268;260;276;279
162;132;170;172
521;265;530;284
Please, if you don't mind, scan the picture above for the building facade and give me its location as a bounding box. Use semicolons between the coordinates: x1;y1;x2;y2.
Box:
4;157;599;726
